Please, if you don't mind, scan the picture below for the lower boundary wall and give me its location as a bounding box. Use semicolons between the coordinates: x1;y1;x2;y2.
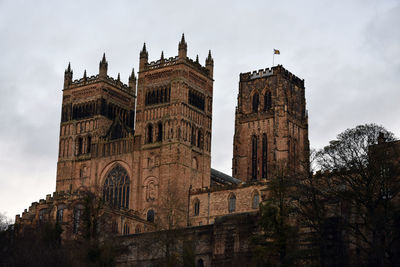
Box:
115;212;259;267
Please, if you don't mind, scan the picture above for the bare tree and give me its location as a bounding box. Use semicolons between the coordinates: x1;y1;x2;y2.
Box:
252;162;301;267
316;123;400;266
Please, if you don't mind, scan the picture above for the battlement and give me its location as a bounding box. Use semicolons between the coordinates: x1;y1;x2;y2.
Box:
146;56;178;69
144;55;210;77
16;190;80;222
15;189;144;223
240;65;304;87
67;73;132;94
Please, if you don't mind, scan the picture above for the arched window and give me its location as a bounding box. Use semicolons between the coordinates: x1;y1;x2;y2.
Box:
228;193;236;213
73;208;83;234
197;129;203;149
103;165;130;209
112;221;118;233
157;122;163;142
56;206;65;223
264;91;272;111
147;209;155;223
135;225;141;234
87;135;92;153
77;137;83;155
252;93;259;112
252;192;260;209
123;223;130;235
194;199;200;216
262;134;268;178
39;209;47;223
197;259;204;267
252;135;258;180
147;124;153;143
191;126;196;146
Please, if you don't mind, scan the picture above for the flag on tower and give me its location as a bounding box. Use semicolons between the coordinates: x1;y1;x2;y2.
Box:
274;49;280;55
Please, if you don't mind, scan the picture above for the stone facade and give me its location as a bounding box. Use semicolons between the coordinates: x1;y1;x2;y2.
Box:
232;66;309;181
15;35;310;265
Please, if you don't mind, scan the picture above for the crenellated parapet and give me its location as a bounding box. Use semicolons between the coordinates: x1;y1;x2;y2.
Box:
240;65;304;87
146;56;179;70
139;34;213;79
142;54;211;77
65;72;133;96
15;190;151;238
63;54;135;96
15;190;82;225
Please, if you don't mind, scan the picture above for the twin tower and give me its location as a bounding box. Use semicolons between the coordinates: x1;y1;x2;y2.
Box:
57;34;309;226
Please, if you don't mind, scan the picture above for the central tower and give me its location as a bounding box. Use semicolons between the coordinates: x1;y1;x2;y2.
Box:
135;35;214;227
232;65;309;181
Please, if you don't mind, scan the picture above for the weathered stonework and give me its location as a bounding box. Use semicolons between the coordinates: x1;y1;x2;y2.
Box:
232;66;309;181
15;35;310;266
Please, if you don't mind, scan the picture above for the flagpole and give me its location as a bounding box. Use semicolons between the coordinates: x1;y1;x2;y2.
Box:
272;50;275;67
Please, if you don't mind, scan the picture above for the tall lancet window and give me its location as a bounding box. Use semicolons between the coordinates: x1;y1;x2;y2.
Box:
252;93;259;113
252;135;258;180
157;122;163;142
262;134;268;178
264;92;272;111
103;165;130;209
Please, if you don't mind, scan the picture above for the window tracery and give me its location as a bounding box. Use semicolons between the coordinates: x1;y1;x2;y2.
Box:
102;165;130;209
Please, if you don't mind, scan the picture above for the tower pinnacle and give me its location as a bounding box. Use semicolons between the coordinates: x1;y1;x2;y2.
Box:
205;50;214;78
139;43;149;71
99;53;108;78
178;33;187;59
64;62;73;88
129;68;136;91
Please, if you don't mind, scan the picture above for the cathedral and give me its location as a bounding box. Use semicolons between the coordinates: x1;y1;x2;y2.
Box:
15;35;309;265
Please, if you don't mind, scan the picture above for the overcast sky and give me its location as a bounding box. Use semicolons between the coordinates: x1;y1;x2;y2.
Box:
0;0;399;220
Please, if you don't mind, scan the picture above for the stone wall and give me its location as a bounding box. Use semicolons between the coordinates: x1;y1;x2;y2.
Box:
115;212;259;267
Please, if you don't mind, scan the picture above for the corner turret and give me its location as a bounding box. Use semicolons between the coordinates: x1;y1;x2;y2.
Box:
99;53;108;78
205;50;214;78
64;62;73;89
139;43;148;71
178;33;187;59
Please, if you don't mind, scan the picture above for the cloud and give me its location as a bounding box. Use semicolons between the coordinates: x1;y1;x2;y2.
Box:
0;0;399;218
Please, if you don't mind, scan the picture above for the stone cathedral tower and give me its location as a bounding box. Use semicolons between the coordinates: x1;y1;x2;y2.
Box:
232;65;309;181
57;55;136;193
55;35;213;229
135;34;214;225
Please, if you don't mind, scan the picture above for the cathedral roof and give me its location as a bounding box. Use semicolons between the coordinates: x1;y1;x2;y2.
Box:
210;168;241;185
